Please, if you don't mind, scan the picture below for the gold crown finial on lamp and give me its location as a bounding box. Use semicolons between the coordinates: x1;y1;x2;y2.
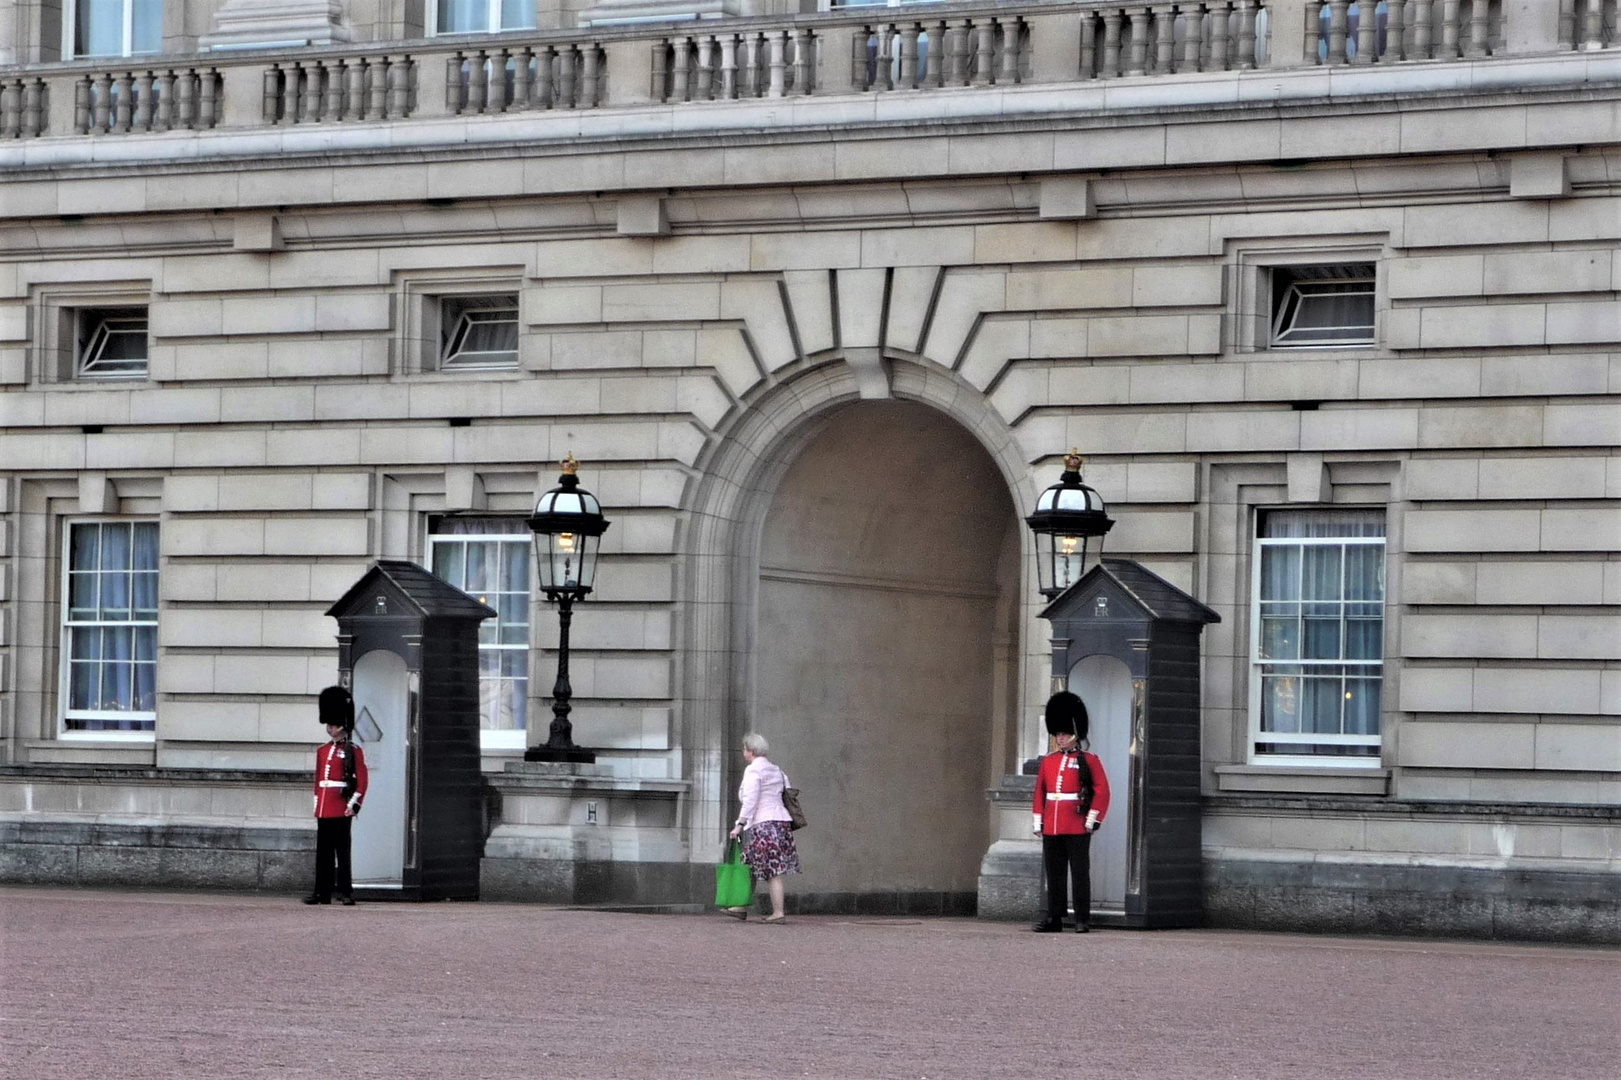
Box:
561;453;579;476
1064;448;1084;473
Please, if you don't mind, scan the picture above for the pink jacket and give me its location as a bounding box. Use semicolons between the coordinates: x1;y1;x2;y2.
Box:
736;757;792;827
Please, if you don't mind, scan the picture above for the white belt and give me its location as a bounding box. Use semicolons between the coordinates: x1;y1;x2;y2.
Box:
317;780;347;788
1048;793;1080;801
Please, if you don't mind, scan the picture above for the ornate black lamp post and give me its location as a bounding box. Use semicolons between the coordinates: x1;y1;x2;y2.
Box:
524;454;609;764
1026;449;1115;600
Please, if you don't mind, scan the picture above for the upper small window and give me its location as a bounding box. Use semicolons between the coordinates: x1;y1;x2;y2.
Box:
1270;265;1375;349
77;307;149;379
434;0;536;34
71;0;162;59
440;295;519;369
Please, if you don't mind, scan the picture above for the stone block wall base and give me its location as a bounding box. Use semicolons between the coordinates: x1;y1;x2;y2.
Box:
0;821;313;892
1207;858;1621;945
481;855;977;916
977;838;1043;920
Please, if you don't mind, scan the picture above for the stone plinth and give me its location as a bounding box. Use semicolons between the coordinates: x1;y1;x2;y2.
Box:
579;0;738;26
201;0;351;50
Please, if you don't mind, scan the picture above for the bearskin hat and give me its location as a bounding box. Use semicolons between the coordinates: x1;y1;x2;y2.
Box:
318;685;355;731
1044;691;1089;742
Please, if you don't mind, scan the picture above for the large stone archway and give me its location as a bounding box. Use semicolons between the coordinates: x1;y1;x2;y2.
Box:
748;400;1020;909
675;360;1042;910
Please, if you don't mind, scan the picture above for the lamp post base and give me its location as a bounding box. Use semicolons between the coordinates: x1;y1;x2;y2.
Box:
524;745;597;764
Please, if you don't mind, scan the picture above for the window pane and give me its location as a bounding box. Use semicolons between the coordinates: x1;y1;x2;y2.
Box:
501;0;536;29
1301;674;1342;734
70;659;98;711
1259;545;1298;602
132;522;159;570
132;0;162;53
432;540;467;590
69;572;100;622
438;0;488;33
1300;546;1342;601
76;0;125;57
71;523;100;571
1301;614;1341;660
1345;677;1381;735
1346;616;1382;660
465;543;491;596
1260;674;1300;734
98;522;131;573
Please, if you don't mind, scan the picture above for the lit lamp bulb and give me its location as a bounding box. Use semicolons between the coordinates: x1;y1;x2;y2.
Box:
1058;534;1081;588
557;532;577;587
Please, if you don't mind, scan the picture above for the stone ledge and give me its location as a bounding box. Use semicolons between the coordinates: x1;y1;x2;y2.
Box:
1215;764;1391;796
1205;794;1621;821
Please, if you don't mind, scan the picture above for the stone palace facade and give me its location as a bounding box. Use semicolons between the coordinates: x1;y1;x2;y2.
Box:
1;0;1618;940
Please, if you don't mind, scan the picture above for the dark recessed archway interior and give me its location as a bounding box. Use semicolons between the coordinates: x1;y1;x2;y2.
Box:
752;400;1019;901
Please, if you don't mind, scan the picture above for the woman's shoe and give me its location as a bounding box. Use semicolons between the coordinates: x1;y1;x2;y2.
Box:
761;914;786;924
722;907;749;921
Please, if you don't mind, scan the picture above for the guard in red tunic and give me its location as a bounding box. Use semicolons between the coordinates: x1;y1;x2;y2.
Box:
303;685;368;906
1032;691;1111;933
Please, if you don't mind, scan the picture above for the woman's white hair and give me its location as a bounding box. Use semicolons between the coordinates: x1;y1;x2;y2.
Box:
742;732;770;756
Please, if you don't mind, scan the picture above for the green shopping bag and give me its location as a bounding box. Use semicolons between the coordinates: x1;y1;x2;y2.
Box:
714;839;754;908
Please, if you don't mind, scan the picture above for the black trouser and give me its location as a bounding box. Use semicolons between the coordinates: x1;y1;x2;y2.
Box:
313;816;353;900
1042;832;1093;926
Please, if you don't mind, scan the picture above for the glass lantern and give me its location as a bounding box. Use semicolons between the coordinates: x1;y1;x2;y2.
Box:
1026;449;1114;600
527;454;610;599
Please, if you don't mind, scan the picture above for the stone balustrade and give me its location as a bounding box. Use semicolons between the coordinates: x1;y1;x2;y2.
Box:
73;66;224;134
264;53;414;124
448;42;606;113
1308;0;1497;65
660;28;817;101
0;76;48;139
3;0;1618;140
1571;0;1621;51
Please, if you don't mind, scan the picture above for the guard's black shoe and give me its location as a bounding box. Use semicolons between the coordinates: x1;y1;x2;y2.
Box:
301;894;330;905
1075;923;1091;934
339;895;356;907
1031;920;1064;933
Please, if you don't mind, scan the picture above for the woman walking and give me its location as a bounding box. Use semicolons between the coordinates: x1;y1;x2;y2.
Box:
726;732;800;923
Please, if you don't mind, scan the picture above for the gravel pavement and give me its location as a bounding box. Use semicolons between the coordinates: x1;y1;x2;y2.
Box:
2;886;1617;1080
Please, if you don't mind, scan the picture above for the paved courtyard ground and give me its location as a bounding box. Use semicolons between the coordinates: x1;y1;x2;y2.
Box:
1;886;1617;1080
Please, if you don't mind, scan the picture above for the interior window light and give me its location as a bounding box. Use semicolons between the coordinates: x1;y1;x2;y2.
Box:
440;295;520;369
77;307;149;379
1271;265;1376;349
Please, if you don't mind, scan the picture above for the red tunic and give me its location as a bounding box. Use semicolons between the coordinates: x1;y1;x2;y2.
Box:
313;739;368;819
1032;749;1111;836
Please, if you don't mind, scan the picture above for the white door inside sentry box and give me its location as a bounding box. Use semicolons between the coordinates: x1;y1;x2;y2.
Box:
1069;653;1133;910
351;649;410;886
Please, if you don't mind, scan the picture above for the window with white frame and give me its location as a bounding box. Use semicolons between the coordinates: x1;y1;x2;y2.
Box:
76;307;149;379
432;0;536;34
439;295;519;369
429;518;530;749
1271;264;1376;349
70;0;162;58
1251;509;1384;762
63;521;159;734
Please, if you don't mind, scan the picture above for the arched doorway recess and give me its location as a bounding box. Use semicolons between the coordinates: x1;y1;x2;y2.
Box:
750;400;1019;909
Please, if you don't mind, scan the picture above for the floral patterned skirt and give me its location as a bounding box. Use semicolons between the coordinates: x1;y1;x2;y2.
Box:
742;820;801;880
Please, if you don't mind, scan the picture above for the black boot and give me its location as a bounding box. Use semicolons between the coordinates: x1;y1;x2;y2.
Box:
302;894;330;905
1031;920;1063;933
